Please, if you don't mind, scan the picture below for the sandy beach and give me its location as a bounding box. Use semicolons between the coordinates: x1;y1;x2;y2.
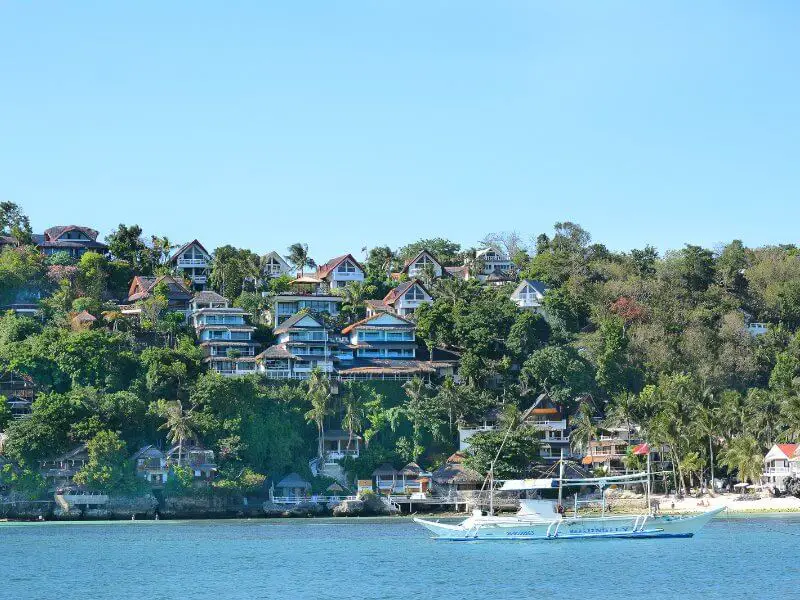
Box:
654;493;800;514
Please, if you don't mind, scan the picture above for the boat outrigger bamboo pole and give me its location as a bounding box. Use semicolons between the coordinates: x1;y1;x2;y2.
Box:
646;448;652;514
557;449;564;509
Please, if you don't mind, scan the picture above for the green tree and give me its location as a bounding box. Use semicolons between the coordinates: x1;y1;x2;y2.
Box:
0;201;32;244
304;368;332;459
719;436;763;485
340;381;365;451
569;403;597;457
73;430;136;492
155;399;197;467
285;243;316;277
520;345;594;411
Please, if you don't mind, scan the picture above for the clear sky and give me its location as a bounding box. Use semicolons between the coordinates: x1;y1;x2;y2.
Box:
2;2;798;261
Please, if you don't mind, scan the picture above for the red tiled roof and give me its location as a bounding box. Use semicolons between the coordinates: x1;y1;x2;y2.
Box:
316;254;365;279
777;444;799;459
382;279;431;306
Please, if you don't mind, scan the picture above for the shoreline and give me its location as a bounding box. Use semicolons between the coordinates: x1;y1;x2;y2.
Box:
3;505;800;524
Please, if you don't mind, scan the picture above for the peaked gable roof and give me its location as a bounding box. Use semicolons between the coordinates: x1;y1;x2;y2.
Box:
131;445;165;461
383;279;432;306
316;254;365;279
511;279;548;298
401;249;444;272
263;251;290;269
342;312;415;335
273;311;326;334
169;239;211;263
766;443;799;461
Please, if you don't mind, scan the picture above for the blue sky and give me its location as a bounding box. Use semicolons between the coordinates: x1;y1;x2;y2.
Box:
1;2;798;261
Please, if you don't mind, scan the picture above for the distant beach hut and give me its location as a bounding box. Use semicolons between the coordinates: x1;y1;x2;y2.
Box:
326;482;348;496
372;463;399;494
275;473;312;499
431;452;483;495
399;462;431;494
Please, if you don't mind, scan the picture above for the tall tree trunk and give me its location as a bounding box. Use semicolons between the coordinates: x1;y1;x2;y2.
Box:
709;436;715;493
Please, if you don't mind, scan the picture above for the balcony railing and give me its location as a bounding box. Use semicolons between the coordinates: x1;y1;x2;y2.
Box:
764;467;792;475
177;258;208;267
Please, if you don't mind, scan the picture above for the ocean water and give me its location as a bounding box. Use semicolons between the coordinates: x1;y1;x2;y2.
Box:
1;515;798;600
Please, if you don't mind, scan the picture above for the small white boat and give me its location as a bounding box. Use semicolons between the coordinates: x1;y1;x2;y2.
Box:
416;440;724;541
414;499;724;541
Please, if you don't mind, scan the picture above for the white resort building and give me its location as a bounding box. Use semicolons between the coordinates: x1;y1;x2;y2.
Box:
510;279;548;312
262;251;292;278
366;280;433;318
191;291;259;376
762;444;800;491
315;254;365;289
256;312;335;378
169;240;212;290
399;249;445;279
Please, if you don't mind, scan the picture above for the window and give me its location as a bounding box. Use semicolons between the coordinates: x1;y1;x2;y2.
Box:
405;285;425;301
337;261;357;274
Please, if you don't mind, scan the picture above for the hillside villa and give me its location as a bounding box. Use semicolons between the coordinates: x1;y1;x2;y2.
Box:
190;290;259;376
169;240;212;290
762;443;800;491
366;279;433;318
34;225;108;259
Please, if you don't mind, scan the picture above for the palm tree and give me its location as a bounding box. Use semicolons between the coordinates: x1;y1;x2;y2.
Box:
335;281;370;321
780;383;800;441
286;243;316;277
156;399;196;467
679;452;705;491
403;376;435;460
304;368;332;459
570;403;597;458
693;404;719;490
435;376;461;436
340;382;364;452
719;435;763;487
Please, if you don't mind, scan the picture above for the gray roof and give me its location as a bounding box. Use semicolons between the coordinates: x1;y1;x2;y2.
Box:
372;463;399;477
276;472;312;489
192;290;228;305
273;311;325;334
322;429;362;441
130;445;165;461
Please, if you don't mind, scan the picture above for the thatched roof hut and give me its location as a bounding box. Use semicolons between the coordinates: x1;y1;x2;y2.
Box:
431;453;483;489
400;462;423;477
372;463;399;477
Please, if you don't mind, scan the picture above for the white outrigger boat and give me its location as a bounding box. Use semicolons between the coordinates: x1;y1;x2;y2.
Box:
414;499;724;541
415;449;724;541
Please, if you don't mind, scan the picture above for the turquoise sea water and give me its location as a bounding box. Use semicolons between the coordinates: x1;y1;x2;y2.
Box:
1;515;798;599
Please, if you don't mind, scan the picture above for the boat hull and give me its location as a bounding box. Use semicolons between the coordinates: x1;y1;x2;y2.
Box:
414;507;724;541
